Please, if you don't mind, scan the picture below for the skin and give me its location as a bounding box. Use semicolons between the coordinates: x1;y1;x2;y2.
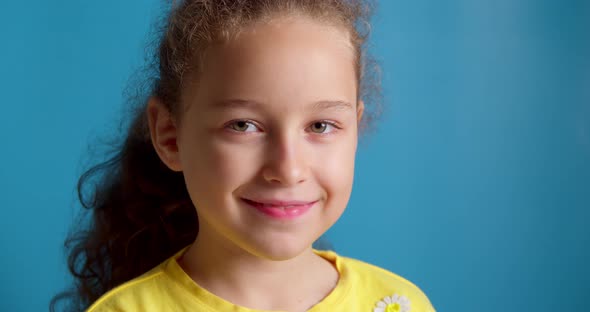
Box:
148;15;364;312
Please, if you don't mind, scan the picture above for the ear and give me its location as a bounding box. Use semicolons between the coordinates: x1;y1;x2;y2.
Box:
147;97;182;172
356;99;365;125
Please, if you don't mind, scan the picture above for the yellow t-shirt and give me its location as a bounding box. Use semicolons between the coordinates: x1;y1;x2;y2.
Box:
87;247;435;312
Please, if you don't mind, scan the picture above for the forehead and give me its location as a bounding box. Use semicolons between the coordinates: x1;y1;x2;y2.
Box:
183;17;357;111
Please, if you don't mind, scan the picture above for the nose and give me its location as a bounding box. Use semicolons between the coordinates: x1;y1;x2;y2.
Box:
262;131;308;186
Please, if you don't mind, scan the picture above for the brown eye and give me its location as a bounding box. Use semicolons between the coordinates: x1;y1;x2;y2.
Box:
307;121;339;134
310;122;328;133
228;120;258;132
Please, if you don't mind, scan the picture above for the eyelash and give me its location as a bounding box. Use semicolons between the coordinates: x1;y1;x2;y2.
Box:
226;120;260;133
224;119;341;135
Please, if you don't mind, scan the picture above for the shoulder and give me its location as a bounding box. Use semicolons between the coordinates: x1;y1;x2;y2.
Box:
86;265;167;312
321;251;436;312
342;255;428;292
85;254;200;312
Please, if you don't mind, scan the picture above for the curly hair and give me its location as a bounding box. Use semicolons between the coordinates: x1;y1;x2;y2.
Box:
50;0;381;310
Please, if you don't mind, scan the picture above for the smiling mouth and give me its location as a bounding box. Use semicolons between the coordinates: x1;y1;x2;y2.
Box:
240;198;317;218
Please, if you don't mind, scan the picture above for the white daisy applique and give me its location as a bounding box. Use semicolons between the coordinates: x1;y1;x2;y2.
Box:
373;294;411;312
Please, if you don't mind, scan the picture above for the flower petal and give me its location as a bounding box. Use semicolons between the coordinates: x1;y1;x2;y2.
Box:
400;296;410;305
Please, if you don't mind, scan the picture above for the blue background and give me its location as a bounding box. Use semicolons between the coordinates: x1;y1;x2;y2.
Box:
1;0;589;311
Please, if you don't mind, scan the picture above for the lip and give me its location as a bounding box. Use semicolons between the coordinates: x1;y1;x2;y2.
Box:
241;198;317;219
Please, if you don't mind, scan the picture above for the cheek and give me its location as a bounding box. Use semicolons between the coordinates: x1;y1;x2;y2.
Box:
211;140;262;185
313;137;357;210
181;137;261;200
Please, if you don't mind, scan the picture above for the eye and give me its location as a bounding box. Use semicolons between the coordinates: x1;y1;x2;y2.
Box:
227;120;260;133
308;121;338;134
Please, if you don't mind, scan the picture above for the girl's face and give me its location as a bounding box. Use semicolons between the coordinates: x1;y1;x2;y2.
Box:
155;16;362;260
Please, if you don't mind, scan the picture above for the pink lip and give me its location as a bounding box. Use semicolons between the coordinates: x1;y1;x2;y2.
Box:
241;198;317;219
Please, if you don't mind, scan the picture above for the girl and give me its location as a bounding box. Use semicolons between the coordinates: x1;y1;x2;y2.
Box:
53;1;435;311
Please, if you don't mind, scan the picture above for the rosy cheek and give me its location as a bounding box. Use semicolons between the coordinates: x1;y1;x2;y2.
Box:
314;141;356;194
209;141;263;183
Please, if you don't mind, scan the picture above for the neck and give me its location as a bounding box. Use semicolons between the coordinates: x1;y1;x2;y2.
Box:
178;230;338;311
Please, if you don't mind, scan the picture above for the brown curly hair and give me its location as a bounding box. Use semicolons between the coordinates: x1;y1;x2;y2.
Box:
50;0;381;310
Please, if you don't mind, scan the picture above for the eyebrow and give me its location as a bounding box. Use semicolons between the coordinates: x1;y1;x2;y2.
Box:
210;99;354;111
312;100;354;111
